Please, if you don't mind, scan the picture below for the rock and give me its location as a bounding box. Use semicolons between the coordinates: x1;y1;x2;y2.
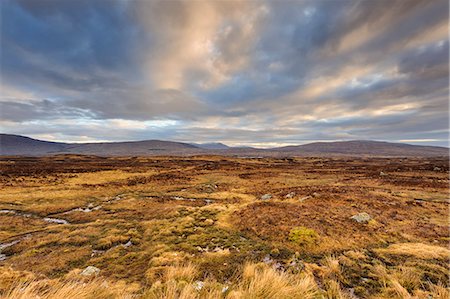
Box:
204;219;214;226
350;212;372;223
285;192;295;199
122;240;132;248
433;167;442;171
379;171;388;176
80;266;100;276
193;281;204;291
263;254;273;264
260;194;272;200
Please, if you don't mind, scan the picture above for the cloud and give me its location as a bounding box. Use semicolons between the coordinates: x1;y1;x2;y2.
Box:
1;0;448;146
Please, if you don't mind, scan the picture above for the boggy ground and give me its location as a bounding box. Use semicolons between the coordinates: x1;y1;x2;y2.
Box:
0;155;448;298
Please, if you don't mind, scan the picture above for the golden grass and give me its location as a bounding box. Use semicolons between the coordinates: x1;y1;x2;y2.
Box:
3;280;133;299
375;243;450;260
232;263;319;299
1;156;449;298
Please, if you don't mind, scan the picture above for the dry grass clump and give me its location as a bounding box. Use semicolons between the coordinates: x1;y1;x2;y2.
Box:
229;263;319;299
2;263;323;299
2;278;134;299
0;266;139;299
164;263;199;282
375;243;450;260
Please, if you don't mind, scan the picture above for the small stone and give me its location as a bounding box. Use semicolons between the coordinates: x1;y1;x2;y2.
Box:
193;281;204;291
379;171;388;176
122;240;132;248
260;194;272;200
350;212;372;223
80;266;100;276
433;167;442;171
285;192;295;199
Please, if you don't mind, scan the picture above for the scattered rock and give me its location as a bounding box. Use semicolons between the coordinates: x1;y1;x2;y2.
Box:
80;266;100;276
193;281;204;291
260;194;272;200
350;212;372;223
285;192;295;199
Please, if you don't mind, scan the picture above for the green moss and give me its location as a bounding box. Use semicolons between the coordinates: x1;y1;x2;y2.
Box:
288;226;318;247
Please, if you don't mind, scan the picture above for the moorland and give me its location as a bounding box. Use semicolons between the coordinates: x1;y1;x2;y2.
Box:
0;155;448;298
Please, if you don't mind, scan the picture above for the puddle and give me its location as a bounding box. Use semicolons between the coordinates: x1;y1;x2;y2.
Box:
0;209;70;225
43;218;69;225
0;239;21;261
0;234;31;261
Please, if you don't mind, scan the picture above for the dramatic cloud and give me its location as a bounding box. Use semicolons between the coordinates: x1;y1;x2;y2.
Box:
1;0;448;146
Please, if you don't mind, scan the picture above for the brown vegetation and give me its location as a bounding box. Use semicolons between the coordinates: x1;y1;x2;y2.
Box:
0;155;448;298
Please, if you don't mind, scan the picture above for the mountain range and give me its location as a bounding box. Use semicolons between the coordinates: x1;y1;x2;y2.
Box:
0;134;447;157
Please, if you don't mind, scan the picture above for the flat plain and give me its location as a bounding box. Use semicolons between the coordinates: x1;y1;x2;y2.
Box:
0;155;448;298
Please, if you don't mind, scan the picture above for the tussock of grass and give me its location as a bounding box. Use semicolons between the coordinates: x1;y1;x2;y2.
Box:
164;263;199;282
3;279;135;299
232;263;319;299
2;263;321;299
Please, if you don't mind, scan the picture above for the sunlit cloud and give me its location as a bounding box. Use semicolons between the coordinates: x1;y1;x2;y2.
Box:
1;0;448;146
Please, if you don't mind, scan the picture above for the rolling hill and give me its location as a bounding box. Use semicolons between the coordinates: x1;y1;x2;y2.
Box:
0;134;448;157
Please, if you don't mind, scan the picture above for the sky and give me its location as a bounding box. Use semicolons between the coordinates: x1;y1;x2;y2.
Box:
1;0;449;147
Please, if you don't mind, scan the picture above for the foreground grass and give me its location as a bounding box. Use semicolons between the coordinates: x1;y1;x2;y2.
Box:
2;262;449;299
